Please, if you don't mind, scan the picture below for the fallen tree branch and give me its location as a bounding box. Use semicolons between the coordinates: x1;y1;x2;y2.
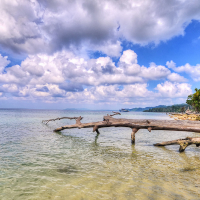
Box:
43;114;200;152
42;116;83;124
42;111;119;125
131;128;139;144
54;115;200;133
154;137;200;152
109;111;121;117
75;116;83;125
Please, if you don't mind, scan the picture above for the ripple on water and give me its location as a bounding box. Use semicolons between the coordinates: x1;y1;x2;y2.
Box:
1;110;200;199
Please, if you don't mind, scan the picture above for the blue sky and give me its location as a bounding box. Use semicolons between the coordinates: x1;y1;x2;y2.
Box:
0;0;200;109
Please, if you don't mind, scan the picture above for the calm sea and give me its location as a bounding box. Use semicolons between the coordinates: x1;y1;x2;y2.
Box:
1;109;200;200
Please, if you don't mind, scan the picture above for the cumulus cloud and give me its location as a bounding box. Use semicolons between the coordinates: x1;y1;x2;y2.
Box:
0;55;10;72
118;50;171;80
167;73;188;82
91;41;123;57
140;63;171;80
0;0;200;56
166;61;200;81
0;0;46;54
155;81;192;98
120;50;138;65
0;49;193;106
166;60;176;70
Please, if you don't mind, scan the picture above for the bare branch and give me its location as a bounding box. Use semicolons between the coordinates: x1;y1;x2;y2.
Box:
154;137;200;152
131;128;139;144
110;111;121;117
54;115;200;133
76;116;83;125
52;114;200;152
42;116;83;124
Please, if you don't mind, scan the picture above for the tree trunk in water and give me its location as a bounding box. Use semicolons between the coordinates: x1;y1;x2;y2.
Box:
43;113;200;152
154;137;200;152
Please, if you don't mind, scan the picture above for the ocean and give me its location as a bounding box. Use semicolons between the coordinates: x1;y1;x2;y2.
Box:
1;109;200;200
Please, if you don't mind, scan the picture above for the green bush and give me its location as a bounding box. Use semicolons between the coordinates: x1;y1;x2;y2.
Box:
186;88;200;112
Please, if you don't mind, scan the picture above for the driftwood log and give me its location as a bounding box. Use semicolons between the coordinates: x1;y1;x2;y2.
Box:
154;137;200;152
43;112;200;152
42;116;83;125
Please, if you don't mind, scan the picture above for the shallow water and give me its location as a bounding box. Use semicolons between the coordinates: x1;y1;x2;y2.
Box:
1;109;200;200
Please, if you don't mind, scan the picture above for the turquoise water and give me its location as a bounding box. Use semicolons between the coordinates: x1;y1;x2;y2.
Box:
1;109;200;200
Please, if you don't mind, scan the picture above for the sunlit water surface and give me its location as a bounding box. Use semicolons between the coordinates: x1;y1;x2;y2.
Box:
1;109;200;200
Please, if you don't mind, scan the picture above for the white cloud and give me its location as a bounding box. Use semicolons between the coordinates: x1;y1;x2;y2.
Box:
2;84;18;93
119;50;141;76
155;81;192;98
0;50;193;106
140;63;171;80
166;61;200;81
91;41;122;57
166;60;176;70
167;73;188;82
0;0;200;56
0;55;10;72
0;0;46;54
120;50;138;65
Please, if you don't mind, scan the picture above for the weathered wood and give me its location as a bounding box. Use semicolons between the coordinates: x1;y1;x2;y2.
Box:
110;111;121;117
93;125;98;132
75;116;83;125
43;114;200;151
147;127;152;132
154;137;200;152
131;128;139;144
42;116;83;125
54;115;200;133
93;125;100;134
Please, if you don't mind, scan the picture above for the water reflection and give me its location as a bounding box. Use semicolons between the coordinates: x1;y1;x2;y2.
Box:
94;132;100;145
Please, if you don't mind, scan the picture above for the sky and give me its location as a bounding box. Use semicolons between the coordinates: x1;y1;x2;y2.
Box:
0;0;200;110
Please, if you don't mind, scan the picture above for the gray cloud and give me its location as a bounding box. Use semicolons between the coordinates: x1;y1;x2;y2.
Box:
101;65;115;74
36;86;49;92
59;82;84;92
0;0;200;56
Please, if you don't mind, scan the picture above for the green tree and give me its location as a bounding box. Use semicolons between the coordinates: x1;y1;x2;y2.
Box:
181;106;185;113
186;88;200;112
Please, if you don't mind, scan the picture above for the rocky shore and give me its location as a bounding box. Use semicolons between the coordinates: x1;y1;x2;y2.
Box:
169;113;200;121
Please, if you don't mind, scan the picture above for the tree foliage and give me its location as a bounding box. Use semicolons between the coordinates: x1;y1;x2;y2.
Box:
143;104;190;113
186;88;200;112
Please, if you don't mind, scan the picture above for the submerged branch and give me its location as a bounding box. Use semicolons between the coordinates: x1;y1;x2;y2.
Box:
154;137;200;152
43;113;200;152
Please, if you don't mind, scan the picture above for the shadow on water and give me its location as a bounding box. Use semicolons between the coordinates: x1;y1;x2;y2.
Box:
89;133;100;151
57;165;78;174
153;144;200;173
54;131;62;136
180;167;197;172
130;144;138;159
94;133;100;144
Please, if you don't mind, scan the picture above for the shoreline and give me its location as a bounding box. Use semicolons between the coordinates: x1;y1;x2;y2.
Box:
169;113;200;121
